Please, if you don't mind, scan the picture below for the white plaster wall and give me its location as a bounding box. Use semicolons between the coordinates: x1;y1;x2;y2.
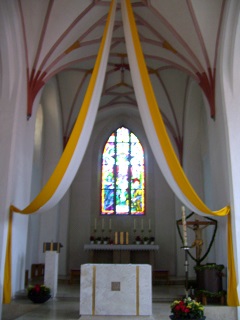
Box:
26;107;44;273
68;105;177;274
26;79;67;275
0;0;39;303
219;0;240;297
37;80;63;263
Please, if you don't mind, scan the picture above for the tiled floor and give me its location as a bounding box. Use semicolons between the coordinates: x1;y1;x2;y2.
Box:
2;281;184;320
2;280;237;320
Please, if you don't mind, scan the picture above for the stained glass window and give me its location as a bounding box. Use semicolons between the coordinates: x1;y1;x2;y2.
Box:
101;127;145;215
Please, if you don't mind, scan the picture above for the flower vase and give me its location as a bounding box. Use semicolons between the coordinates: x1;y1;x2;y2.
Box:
169;316;206;320
28;293;51;304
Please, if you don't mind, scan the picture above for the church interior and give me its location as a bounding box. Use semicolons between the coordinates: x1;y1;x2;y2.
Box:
1;0;240;319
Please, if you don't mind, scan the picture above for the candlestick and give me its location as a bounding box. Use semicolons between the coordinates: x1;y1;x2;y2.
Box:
148;219;151;231
181;206;188;246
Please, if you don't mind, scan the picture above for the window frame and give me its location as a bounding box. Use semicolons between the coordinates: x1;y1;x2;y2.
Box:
100;126;145;216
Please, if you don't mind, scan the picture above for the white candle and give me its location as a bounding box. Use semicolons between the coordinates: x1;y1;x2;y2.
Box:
109;219;112;230
94;218;97;230
181;206;188;246
148;219;151;231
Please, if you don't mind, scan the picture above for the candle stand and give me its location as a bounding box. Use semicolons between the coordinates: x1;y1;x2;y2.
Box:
181;245;190;297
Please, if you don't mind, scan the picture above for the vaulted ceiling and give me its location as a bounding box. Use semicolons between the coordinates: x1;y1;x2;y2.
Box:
17;0;226;157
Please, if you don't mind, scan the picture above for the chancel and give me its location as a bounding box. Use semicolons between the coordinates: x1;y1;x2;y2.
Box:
1;1;240;320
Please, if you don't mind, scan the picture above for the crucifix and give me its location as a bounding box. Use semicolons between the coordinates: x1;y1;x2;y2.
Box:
178;214;216;261
177;209;217;297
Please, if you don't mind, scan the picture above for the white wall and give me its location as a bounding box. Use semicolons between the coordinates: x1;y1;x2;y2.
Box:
68;105;177;274
27;78;70;277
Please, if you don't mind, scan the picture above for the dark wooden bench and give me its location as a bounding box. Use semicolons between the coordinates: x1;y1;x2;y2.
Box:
69;269;81;284
31;263;45;279
152;270;169;284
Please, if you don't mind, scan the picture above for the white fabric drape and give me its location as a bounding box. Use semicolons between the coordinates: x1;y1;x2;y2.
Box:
121;0;228;217
13;0;117;215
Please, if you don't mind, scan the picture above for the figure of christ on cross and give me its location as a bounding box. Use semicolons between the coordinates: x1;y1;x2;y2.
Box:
178;216;216;261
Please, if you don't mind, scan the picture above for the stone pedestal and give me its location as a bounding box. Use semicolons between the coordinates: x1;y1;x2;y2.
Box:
44;251;59;298
80;264;152;316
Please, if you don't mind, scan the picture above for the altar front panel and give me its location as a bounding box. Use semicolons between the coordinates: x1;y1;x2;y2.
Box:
80;264;152;316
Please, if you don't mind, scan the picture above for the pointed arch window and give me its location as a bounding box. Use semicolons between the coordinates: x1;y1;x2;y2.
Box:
101;127;145;215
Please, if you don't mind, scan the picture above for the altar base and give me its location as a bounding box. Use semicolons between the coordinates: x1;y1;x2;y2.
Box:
80;264;152;316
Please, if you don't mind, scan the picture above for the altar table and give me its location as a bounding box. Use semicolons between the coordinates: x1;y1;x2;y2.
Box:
84;244;159;268
80;263;152;316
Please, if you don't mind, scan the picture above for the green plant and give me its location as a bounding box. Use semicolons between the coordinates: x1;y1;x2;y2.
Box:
170;297;204;319
194;263;224;272
27;284;50;297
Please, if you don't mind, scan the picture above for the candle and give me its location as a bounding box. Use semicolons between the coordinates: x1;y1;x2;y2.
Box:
181;206;188;246
148;219;151;231
109;219;112;230
94;218;97;230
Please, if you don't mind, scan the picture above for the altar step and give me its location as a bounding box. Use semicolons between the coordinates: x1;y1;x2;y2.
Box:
11;282;237;320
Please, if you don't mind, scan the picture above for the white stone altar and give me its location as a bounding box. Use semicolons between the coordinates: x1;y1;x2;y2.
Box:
80;264;152;316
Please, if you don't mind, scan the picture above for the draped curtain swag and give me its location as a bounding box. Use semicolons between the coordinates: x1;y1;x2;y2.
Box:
121;0;238;306
3;0;239;307
3;0;117;303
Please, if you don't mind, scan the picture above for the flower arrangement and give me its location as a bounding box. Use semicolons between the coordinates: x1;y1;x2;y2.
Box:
143;236;149;244
170;297;205;319
150;236;155;244
27;284;51;303
135;235;141;243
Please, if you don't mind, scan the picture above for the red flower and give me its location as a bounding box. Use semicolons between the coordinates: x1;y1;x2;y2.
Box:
34;284;41;293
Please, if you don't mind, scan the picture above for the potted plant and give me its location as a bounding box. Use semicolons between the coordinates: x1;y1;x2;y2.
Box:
143;236;149;244
135;236;141;244
27;284;51;303
170;297;205;319
103;237;109;244
96;236;102;244
150;236;155;244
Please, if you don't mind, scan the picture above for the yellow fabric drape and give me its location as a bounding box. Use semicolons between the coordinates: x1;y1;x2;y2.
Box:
3;0;116;303
227;214;239;305
122;0;239;306
3;207;13;304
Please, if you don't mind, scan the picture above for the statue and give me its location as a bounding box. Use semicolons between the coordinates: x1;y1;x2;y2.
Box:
187;219;209;261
